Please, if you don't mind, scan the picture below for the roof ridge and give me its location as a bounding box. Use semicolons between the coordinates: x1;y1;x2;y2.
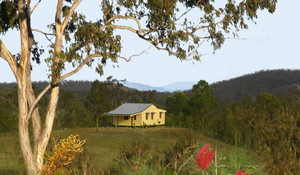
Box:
122;102;152;104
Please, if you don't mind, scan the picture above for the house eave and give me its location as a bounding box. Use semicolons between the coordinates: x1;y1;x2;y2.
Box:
102;112;141;117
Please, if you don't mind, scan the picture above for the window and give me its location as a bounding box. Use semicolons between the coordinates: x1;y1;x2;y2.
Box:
160;112;163;119
134;115;136;120
146;113;149;120
124;116;129;120
151;113;154;120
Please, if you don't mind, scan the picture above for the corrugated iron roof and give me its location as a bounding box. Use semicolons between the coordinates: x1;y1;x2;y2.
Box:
105;103;152;115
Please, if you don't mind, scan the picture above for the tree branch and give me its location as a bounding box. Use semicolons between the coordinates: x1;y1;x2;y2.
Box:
37;86;59;171
27;0;31;9
175;8;193;22
25;52;103;122
107;16;142;33
60;53;102;81
31;29;53;35
103;15;152;34
30;0;41;15
196;17;226;30
61;0;83;32
0;39;18;77
175;0;202;21
102;19;206;61
25;84;51;121
32;29;54;44
117;47;151;62
106;24;137;33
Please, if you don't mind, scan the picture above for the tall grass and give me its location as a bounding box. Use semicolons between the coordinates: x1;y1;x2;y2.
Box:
0;132;25;175
0;127;263;174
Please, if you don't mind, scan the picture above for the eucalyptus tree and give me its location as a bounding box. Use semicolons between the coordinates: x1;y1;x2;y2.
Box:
0;0;277;174
190;80;217;132
251;92;298;174
165;91;190;127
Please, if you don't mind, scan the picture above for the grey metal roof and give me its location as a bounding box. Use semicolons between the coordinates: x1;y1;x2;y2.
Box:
105;103;152;115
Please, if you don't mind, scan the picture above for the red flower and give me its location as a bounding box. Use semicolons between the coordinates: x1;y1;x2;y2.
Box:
235;169;250;175
195;143;215;170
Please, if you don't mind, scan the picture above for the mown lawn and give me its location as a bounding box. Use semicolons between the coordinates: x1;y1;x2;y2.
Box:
0;127;262;175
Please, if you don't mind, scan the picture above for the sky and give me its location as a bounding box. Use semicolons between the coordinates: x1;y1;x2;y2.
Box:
0;0;300;87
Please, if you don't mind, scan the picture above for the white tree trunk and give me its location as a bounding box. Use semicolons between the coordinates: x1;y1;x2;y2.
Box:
26;62;42;163
0;0;81;174
18;78;37;175
36;86;60;171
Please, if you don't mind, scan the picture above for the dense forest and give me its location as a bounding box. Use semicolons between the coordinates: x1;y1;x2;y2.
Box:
0;69;299;173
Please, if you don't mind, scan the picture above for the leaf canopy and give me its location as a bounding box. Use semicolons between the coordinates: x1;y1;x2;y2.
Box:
0;0;278;78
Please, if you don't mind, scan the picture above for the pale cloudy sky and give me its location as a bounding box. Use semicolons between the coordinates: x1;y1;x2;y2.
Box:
0;0;299;87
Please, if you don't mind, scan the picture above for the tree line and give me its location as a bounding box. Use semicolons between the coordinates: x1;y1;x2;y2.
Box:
0;78;158;131
165;80;299;174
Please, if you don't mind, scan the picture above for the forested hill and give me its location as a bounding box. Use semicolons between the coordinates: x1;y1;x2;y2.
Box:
0;81;93;95
211;69;300;102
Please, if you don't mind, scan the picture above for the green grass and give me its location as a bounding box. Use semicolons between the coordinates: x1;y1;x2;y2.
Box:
0;127;262;174
50;127;199;171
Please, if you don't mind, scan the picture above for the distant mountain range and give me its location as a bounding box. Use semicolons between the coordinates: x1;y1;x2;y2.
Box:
0;80;196;93
122;81;196;92
2;69;300;103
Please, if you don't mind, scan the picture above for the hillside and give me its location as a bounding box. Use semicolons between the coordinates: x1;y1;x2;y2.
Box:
0;127;261;175
211;69;300;102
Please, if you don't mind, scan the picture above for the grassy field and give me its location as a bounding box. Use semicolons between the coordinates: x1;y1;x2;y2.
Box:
0;127;262;175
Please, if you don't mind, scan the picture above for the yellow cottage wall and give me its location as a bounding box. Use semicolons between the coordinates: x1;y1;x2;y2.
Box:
112;105;166;126
113;115;131;126
141;105;166;126
132;113;142;126
112;113;143;126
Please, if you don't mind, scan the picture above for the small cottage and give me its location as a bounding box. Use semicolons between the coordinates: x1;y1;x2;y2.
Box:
104;103;166;127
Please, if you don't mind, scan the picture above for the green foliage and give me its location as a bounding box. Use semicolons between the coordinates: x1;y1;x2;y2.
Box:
165;80;217;132
0;132;25;175
0;0;18;34
0;87;18;133
212;92;299;174
250;92;298;174
87;79;116;116
0;0;276;82
189;80;217;132
0;80;161;131
165;80;299;173
0;126;284;175
165;91;189;127
55;89;93;129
